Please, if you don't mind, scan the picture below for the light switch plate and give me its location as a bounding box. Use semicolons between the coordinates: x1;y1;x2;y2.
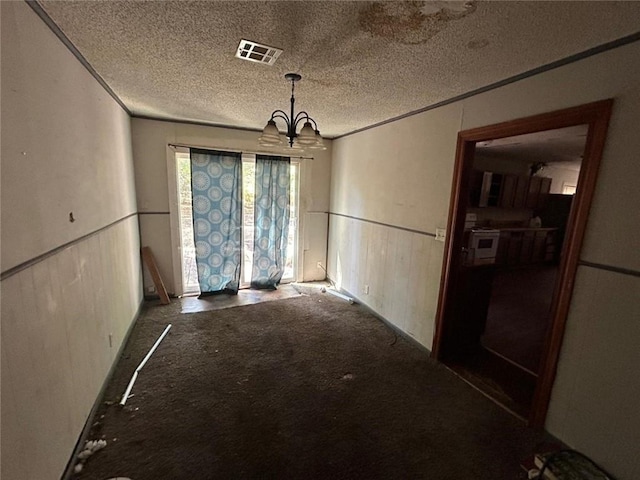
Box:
435;228;446;242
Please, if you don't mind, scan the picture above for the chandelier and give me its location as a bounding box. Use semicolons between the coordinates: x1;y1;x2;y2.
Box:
258;73;325;150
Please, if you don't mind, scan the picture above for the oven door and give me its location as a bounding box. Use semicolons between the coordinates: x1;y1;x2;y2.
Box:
469;231;500;264
474;236;498;259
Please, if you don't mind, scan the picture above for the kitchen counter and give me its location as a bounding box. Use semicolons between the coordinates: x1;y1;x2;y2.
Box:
494;226;557;232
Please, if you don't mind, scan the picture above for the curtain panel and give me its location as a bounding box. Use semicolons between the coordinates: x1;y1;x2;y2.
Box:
190;148;243;295
251;155;291;289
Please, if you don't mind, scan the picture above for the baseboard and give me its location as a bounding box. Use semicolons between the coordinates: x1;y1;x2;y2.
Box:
144;292;177;300
60;297;145;480
326;275;432;357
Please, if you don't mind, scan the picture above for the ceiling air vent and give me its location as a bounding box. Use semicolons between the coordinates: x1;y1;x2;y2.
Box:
236;39;282;66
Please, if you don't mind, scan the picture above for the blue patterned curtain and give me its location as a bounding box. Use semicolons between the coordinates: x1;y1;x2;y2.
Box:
190;149;242;295
251;155;291;289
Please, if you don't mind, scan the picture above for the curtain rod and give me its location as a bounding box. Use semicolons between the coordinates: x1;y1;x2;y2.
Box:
167;143;314;160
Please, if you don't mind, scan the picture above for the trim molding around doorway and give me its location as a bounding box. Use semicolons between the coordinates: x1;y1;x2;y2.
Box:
431;99;614;427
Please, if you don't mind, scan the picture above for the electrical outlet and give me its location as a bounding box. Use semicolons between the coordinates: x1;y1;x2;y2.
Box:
364;285;369;294
435;228;446;242
147;285;157;294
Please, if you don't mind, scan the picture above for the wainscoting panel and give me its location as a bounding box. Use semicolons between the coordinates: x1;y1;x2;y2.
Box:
0;216;142;480
328;214;444;349
302;212;329;282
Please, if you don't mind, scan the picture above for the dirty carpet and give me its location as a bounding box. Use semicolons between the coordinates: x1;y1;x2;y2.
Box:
75;285;550;479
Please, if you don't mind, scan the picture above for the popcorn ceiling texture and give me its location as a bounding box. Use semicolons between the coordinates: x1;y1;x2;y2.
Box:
39;1;640;137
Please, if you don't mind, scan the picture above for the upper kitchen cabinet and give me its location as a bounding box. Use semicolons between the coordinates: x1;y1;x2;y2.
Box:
470;171;502;207
499;174;529;208
470;170;551;209
526;176;552;209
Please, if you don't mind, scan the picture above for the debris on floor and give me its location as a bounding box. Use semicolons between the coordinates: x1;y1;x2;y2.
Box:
120;323;172;405
321;287;355;304
530;449;613;480
74;439;107;473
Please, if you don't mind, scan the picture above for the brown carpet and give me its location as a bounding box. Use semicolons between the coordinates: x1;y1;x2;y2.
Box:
75;285;551;479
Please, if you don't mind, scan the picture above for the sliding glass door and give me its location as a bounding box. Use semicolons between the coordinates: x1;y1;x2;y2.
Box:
174;151;298;295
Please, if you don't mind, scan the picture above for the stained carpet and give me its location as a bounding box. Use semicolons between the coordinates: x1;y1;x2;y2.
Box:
75;285;551;479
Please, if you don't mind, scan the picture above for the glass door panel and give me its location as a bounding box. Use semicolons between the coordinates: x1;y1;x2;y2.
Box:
176;153;200;295
241;157;256;288
176;153;298;293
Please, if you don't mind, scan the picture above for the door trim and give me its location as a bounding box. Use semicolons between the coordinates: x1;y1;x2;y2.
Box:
431;99;613;426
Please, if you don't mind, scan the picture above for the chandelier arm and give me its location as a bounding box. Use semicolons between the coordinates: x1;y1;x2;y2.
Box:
292;111;310;128
270;110;291;124
270;112;291;128
296;115;319;131
307;117;318;130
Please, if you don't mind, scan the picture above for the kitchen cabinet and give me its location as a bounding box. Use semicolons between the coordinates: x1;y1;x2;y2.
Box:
543;229;558;262
526;176;542;208
532;230;549;263
498;174;531;208
520;231;535;263
537;177;552;209
496;231;511;265
470;171;503;207
506;232;523;266
526;176;552;209
495;228;558;267
470;170;551;209
514;175;530;208
498;174;517;207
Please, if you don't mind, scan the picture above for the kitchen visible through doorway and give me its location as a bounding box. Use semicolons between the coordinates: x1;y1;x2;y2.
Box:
432;99;613;426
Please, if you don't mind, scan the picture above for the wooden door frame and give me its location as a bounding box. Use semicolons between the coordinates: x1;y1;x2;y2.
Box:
431;99;613;426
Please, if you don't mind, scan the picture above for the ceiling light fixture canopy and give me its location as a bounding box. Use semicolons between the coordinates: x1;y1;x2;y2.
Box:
259;73;325;150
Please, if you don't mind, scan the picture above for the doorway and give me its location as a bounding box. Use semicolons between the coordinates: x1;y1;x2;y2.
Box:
432;100;613;426
174;151;299;296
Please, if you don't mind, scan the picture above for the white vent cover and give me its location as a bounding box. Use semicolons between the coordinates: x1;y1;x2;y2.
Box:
236;39;282;66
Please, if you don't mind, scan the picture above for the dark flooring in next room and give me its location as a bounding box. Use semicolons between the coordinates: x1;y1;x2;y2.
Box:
446;266;558;420
75;284;553;480
482;266;558;374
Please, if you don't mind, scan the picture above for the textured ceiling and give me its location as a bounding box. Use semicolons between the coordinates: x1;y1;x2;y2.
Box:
38;1;640;138
477;125;588;171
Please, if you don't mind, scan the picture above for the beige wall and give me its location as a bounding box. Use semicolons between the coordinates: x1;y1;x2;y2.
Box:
131;118;332;294
1;3;143;479
329;41;640;479
545;165;580;194
329;103;461;347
